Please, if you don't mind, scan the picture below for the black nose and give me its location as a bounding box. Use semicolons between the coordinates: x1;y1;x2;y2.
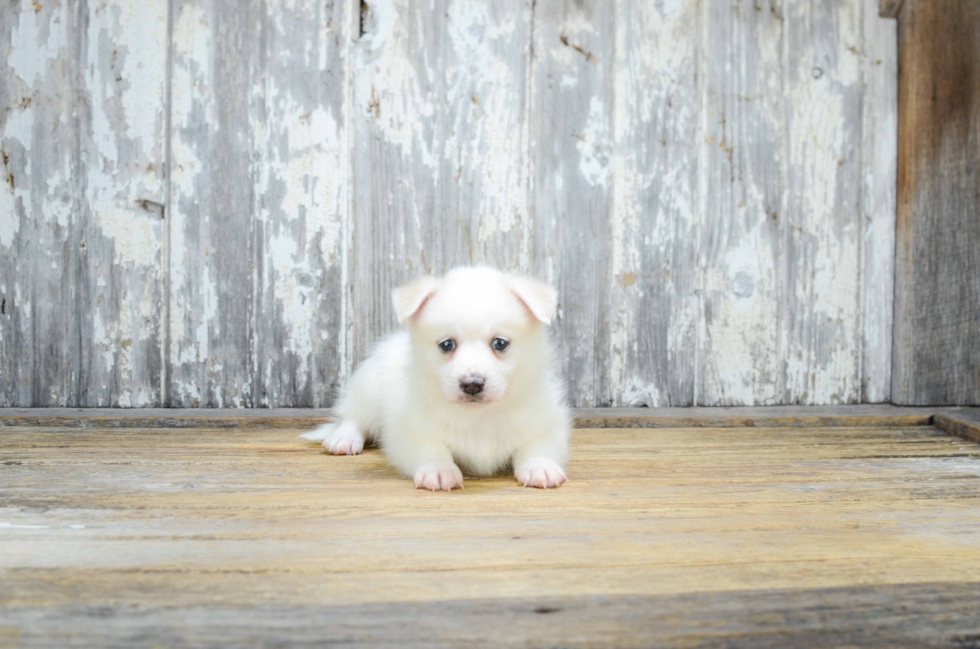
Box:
460;376;485;395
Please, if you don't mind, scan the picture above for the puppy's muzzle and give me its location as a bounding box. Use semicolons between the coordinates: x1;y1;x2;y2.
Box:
459;376;485;396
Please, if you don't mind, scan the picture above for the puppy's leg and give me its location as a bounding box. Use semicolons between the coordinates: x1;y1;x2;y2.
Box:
384;434;463;491
512;433;569;489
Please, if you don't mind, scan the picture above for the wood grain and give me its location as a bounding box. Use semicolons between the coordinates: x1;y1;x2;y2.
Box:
5;405;970;430
249;0;350;407
77;1;169;407
1;0;903;408
782;0;865;405
0;2;80;407
529;0;613;407
168;0;260;407
861;0;897;403
892;0;980;405
1;422;979;645
603;0;699;407
698;0;785;406
933;411;980;444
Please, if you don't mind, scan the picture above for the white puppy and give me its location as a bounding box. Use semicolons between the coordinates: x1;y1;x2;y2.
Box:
301;266;570;491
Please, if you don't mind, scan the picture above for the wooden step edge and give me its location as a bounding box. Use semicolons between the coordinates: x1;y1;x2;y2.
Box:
1;406;970;430
932;413;980;444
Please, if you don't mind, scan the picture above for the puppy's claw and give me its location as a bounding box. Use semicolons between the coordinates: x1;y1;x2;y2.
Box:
322;427;365;456
515;458;568;489
413;463;464;492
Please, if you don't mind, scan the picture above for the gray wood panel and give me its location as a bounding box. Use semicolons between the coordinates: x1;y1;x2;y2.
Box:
698;0;786;406
892;0;980;406
0;2;81;407
782;0;865;404
78;1;169;407
601;0;700;407
169;0;258;407
0;0;904;408
860;0;896;403
249;0;351;407
529;0;613;407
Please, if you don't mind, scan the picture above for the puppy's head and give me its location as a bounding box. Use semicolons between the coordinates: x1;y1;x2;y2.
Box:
392;267;557;406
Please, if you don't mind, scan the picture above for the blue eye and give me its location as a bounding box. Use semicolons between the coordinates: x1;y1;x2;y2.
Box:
491;337;509;352
438;339;456;353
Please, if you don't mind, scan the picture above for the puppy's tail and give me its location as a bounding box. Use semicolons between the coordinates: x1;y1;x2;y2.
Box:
298;421;337;442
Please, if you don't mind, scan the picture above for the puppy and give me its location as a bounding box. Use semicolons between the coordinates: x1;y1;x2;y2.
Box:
301;266;570;491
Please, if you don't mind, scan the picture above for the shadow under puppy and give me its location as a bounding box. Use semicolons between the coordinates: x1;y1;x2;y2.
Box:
301;266;571;491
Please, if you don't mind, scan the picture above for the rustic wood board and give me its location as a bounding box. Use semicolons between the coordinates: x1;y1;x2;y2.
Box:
0;0;902;409
892;0;980;405
2;405;976;430
0;2;80;407
1;421;979;645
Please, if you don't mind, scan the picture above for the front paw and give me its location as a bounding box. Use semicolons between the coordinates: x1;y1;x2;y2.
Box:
322;427;365;455
413;463;464;491
515;458;567;489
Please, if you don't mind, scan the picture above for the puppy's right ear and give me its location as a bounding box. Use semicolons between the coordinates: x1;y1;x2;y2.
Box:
392;275;440;322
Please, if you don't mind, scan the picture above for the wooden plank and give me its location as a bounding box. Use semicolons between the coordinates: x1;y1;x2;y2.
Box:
933;411;980;444
0;1;80;407
1;424;979;645
0;1;38;407
349;0;533;364
250;0;351;407
860;0;897;403
892;0;980;405
3;405;974;429
879;0;905;19
2;584;979;648
782;0;864;404
168;0;258;407
529;0;613;407
76;1;169;407
698;0;784;406
603;0;699;407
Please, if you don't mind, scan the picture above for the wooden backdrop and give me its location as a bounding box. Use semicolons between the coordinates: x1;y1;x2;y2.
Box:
0;0;896;408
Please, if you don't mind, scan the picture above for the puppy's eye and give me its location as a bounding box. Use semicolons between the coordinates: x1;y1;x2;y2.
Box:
438;339;456;353
491;337;510;352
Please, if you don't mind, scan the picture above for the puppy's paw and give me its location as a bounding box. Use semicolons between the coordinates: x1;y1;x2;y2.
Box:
413;463;464;491
515;458;567;489
322;427;365;456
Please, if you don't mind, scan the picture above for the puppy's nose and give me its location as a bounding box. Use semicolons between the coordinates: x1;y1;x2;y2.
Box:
459;376;485;396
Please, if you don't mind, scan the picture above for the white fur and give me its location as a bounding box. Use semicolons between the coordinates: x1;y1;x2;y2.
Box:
300;267;571;491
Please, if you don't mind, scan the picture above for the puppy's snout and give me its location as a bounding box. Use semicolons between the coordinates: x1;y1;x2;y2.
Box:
460;376;485;396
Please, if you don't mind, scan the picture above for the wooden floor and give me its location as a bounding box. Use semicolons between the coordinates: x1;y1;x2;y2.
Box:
2;410;980;647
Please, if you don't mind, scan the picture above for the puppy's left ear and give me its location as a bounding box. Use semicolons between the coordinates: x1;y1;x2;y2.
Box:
507;275;558;325
392;275;441;322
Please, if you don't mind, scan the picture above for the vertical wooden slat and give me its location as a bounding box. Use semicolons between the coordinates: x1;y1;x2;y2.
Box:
604;0;699;407
893;0;980;405
250;0;350;407
860;0;896;403
0;1;80;406
781;0;864;404
698;0;785;406
77;1;169;406
169;0;257;406
350;0;532;364
529;0;613;407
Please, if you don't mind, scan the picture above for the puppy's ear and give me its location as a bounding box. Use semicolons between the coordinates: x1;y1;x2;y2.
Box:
392;275;441;322
507;275;558;325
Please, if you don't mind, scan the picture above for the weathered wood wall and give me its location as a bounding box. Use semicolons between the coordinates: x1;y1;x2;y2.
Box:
0;0;897;408
892;0;980;406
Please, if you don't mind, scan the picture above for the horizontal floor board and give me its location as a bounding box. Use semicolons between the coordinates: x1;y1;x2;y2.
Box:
1;422;980;645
